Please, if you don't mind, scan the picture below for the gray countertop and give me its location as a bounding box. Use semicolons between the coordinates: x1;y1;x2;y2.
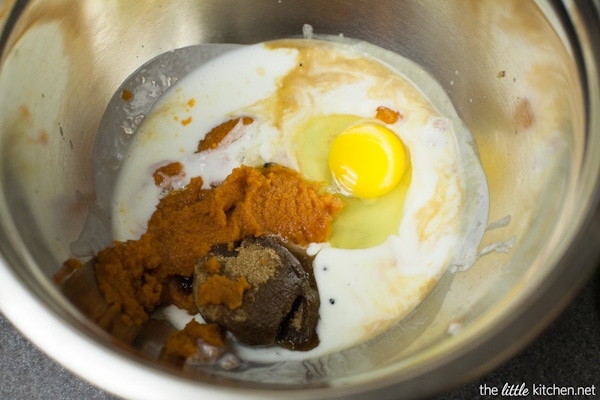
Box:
2;267;599;400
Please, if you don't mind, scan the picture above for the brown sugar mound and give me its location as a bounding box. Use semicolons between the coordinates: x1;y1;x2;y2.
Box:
94;164;343;328
194;236;321;351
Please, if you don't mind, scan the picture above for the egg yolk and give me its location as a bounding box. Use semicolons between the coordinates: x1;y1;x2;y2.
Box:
328;124;407;198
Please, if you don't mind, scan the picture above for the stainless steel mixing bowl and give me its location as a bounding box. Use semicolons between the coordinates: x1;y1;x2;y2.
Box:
0;0;599;399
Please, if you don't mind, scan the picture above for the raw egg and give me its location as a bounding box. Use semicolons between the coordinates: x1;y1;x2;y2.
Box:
328;123;407;199
294;115;412;249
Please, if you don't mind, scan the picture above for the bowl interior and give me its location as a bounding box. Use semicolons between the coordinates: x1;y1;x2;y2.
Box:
0;0;598;398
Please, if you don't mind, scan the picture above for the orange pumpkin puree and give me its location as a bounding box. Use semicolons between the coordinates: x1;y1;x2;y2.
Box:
153;161;184;187
162;320;226;359
93;164;343;327
197;275;251;310
196;116;254;152
375;105;402;124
